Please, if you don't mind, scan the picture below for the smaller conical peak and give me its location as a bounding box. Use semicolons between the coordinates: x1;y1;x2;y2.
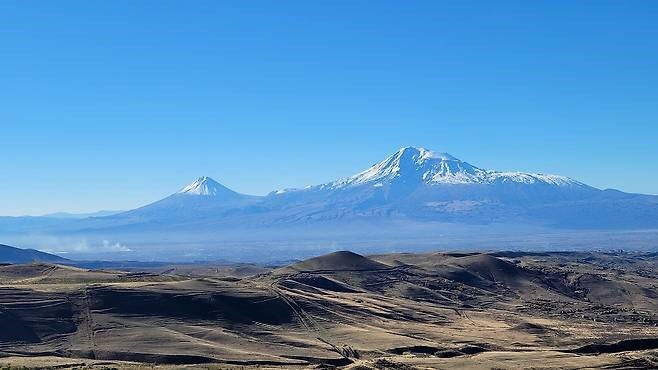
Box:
179;176;235;196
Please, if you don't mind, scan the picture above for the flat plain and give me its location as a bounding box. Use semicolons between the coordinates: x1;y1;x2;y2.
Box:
1;250;657;369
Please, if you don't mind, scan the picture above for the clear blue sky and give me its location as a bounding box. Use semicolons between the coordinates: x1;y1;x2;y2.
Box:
1;1;657;216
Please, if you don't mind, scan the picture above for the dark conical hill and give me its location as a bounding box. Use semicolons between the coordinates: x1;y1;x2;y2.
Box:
291;251;390;272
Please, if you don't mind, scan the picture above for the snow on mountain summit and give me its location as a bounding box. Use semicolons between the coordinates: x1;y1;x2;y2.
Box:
118;176;253;219
325;147;479;187
416;147;458;161
324;146;590;189
179;176;240;197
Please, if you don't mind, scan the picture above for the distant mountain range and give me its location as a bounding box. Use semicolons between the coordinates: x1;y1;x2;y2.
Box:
101;146;657;229
41;210;124;219
1;147;657;260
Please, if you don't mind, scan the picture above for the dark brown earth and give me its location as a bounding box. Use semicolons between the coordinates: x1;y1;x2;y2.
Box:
1;250;658;369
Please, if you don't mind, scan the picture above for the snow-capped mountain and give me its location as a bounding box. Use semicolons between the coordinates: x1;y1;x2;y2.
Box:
269;147;597;213
320;147;590;189
116;176;260;220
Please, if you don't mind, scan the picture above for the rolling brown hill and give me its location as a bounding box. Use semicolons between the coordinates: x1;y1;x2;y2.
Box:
1;250;657;369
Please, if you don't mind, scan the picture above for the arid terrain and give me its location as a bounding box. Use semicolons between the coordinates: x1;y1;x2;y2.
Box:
1;250;658;369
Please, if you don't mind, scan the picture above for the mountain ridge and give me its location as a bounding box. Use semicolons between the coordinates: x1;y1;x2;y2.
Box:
274;147;592;194
93;146;655;230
